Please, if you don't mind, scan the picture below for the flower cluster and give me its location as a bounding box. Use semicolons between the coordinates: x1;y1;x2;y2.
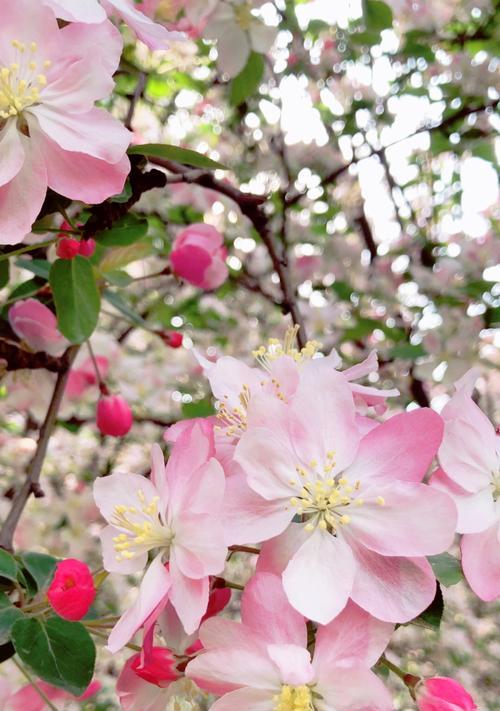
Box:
92;328;493;709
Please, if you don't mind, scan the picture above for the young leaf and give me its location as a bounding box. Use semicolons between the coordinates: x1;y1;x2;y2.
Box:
0;594;23;644
412;584;444;631
230;52;265;107
19;552;59;592
11;616;96;696
364;0;393;31
428;553;464;587
49;256;101;343
0;550;19;584
128;143;227;170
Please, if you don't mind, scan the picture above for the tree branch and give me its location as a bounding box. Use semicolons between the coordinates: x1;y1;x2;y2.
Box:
0;345;80;551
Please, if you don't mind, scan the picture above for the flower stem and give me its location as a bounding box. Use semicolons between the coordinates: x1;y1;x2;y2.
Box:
0;239;56;262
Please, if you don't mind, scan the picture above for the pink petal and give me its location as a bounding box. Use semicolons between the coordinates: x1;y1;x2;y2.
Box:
223;472;293;545
313;600;393;671
99;525;148;574
348;481;457;557
256;523;309;575
349;543;436;623
104;0;183;49
461;522;500;601
439;417;496;492
107;555;171;653
168;556;209;634
266;644;314;686
42;0;106;22
186;645;278;694
241;572;307;647
317;667;393;711
32;122;129;203
172;513;226;578
31;105;131;163
431;468;496;534
345;408;444;484
0;120;24;188
282;529;355;624
209;688;273;711
150;443;169;503
94;472;160;523
0;137;47;245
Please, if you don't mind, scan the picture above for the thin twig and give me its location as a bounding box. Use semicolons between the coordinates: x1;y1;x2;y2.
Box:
0;345;80;551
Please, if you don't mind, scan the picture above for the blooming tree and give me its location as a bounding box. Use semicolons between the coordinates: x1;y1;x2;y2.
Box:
0;0;498;709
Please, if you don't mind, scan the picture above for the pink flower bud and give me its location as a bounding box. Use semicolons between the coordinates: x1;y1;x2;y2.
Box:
130;648;179;688
170;223;228;290
417;677;477;711
56;237;81;260
47;559;96;621
79;238;96;258
8;299;68;356
161;331;183;348
96;395;133;437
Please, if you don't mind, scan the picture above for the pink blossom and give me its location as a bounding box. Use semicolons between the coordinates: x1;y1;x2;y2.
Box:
228;367;456;624
93;423;227;649
7;680;100;711
8;299;68;356
431;368;500;601
78;237;96;257
187;572;394;710
96;395;134;437
416;677;477;711
47;558;96;621
170;223;228;290
0;2;130;244
42;0;183;50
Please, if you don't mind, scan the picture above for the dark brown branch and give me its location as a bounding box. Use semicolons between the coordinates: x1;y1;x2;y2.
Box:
0;337;76;373
0;345;80;551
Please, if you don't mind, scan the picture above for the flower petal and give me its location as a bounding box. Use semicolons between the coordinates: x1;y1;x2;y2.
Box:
461;522;500;601
282;529;354;624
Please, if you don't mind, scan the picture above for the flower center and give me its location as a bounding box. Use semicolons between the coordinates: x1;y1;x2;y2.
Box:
234;4;254;31
288;456;385;533
491;470;500;501
273;685;314;711
252;326;322;370
0;40;50;122
111;489;173;562
216;384;251;437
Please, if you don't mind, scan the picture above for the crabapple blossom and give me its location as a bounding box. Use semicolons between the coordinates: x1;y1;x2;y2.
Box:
203;0;277;76
4;679;101;711
431;368;500;601
228;367;456;623
416;677;477;711
41;0;183;50
8;299;68;356
187;572;394;711
170;223;228;291
94;423;227;647
0;0;130;243
96;394;134;437
47;558;96;620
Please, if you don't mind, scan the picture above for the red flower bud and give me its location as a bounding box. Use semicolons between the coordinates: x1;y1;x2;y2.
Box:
130;648;179;688
78;238;96;258
47;559;96;621
96;395;133;437
162;331;183;348
417;677;477;711
56;237;80;260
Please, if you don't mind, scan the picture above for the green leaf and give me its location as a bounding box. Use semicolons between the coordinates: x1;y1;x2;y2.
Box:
19;552;58;591
364;0;393;31
0;549;19;584
412;584;444;630
181;398;215;419
128;143;227;170
0;260;9;289
11;617;96;696
98;241;154;273
230;52;265;107
49;256;101;343
428;553;464;587
0;594;23;644
97;214;148;247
